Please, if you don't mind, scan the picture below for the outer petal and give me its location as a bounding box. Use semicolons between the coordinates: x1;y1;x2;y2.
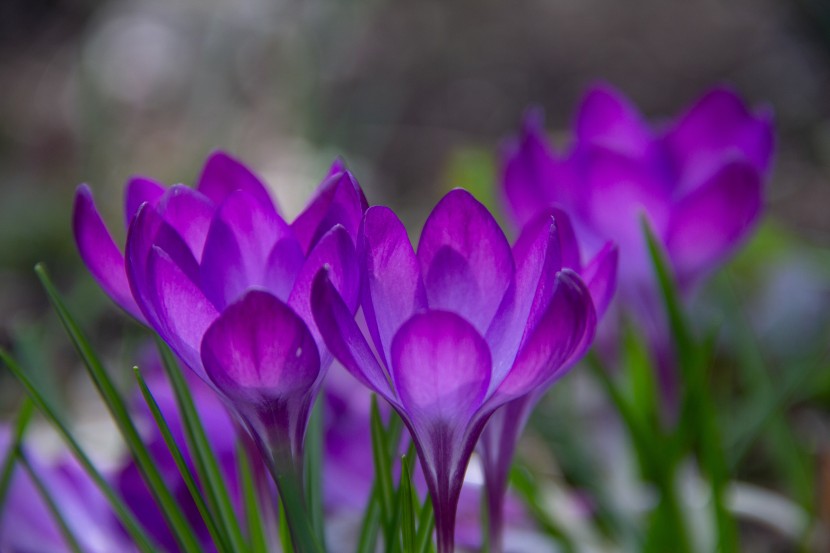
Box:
124;176;165;226
666;160;762;286
291;170;368;254
501;110;560;228
311;271;397;405
199;190;294;309
581;241;618;318
156;185;216;261
73;184;143;320
664;87;775;184
147;246;219;380
196;151;274;210
486;211;561;386
288;225;359;336
417;189;514;334
391;311;491;426
359;206;427;367
576;84;652;159
201;290;319;406
126;204;200;329
489;270;595;408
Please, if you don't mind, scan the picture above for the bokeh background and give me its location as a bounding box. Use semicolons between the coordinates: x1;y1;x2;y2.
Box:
1;0;830;550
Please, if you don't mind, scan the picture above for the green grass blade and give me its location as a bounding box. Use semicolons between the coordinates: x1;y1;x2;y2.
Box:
304;399;327;549
356;486;382;553
399;453;417;553
370;395;396;530
35;264;202;553
134;367;231;553
279;496;294;553
237;440;268;553
1;349;159;553
155;339;249;552
19;450;84;553
0;399;35;517
414;495;435;553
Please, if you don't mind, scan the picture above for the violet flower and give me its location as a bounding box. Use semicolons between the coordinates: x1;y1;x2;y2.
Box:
73;152;366;543
312;189;598;553
503;84;772;313
478;207;617;553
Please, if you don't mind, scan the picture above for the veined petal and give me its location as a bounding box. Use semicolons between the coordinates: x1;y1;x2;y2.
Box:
124;176;165;227
311;271;397;405
417;189;514;333
489;270;595;407
581;241;618;318
501;110;560;228
156;185;215;261
391;311;491;426
201;290;319;407
576;84;653;159
664;87;775;184
292;170;368;254
666;160;762;286
196;151;274;210
147;246;219;381
289;225;360;348
73;185;143;320
200;189;294;309
126;204;201;328
360;206;427;367
486;211;561;386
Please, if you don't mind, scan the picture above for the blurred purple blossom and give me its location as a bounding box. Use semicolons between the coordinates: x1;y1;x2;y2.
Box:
312;189;597;553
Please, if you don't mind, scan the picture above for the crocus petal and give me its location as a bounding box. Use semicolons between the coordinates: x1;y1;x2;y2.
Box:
576;84;652;159
489;270;595;407
581;241;618;318
291;170;368;254
147;246;219;380
73;184;143;320
200;190;293;309
664;87;775;184
360;206;428;367
264;237;306;303
124;176;165;226
126;204;201;328
418;189;514;333
289;225;359;335
311;271;397;405
196;151;274;211
666;160;762;285
391;311;491;426
156;185;216;261
486;211;561;386
501;110;560;228
201;290;319;408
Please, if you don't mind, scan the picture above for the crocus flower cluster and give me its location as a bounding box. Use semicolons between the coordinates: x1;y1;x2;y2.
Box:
502;85;774;345
74;152;366;540
312;190;600;552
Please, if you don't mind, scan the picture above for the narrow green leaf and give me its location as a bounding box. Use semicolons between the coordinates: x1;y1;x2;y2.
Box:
19;450;84;553
304;399;327;549
134;368;231;553
237;440;268;553
508;465;576;553
370;395;396;528
356;486;382;553
414;496;435;553
35;264;202;553
399;454;417;553
155;340;249;552
278;496;294;553
0;399;35;516
1;349;159;553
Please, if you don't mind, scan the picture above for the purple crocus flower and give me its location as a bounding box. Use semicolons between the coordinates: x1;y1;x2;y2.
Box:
312;189;597;553
73;152;366;508
503;84;772;304
478;207;617;553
